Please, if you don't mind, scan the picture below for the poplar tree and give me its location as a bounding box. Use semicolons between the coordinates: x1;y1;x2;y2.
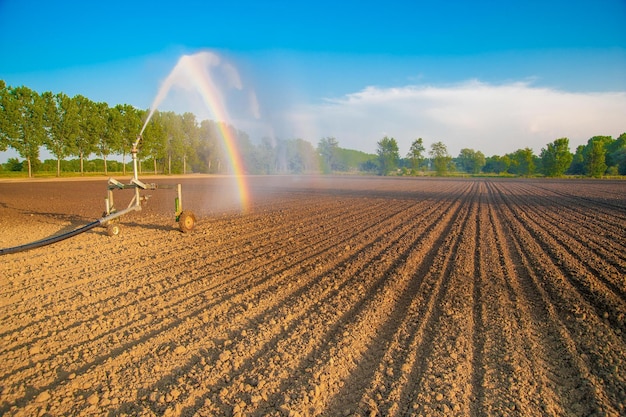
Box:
0;80;12;152
6;86;45;177
119;104;142;175
74;95;98;175
42;92;80;176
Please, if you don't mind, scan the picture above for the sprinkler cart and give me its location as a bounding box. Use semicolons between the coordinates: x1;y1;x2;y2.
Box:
102;134;196;236
0;135;196;256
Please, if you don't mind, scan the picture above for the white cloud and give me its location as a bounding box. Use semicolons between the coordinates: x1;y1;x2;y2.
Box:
279;80;626;156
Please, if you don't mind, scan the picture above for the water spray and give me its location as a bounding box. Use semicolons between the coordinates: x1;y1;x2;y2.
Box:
0;51;256;255
0;134;197;256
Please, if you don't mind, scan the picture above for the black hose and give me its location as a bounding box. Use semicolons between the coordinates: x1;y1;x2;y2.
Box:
0;220;102;256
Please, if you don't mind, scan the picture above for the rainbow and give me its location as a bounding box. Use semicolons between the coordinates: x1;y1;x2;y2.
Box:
180;54;250;212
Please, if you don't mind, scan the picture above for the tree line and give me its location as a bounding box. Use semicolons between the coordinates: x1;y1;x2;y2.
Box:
1;80;624;178
375;134;626;177
0;81;330;177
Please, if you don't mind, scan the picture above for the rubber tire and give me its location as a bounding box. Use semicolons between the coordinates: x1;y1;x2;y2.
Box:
178;211;196;233
106;223;121;237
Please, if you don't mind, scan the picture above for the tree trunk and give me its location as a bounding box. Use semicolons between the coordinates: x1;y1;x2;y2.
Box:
57;157;61;177
80;151;84;176
122;152;126;175
27;157;32;178
103;154;108;175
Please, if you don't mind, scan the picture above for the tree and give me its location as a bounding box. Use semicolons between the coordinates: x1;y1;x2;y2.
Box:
484;155;510;174
118;104;142;175
457;148;486;174
509;148;535;176
429;141;453;175
6;86;45;177
540;138;573;177
566;145;585;175
181;112;198;174
74;95;99;175
0;80;13;152
406;138;425;171
318;137;340;173
584;137;609;178
256;136;276;174
376;136;400;175
141;111;167;174
162;112;184;174
94;103;124;175
42;92;80;176
607;132;626;175
272;138;312;174
197;119;219;173
5;157;23;171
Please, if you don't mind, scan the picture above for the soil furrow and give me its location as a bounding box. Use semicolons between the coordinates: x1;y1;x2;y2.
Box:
0;195;376;306
389;181;479;417
1;191;445;415
293;182;476;417
178;188;469;416
0;198;412;408
0;196;390;333
1;176;624;417
505;181;626;271
491;180;624;416
495;182;626;334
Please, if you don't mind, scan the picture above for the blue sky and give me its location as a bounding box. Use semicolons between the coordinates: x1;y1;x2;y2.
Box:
1;0;625;161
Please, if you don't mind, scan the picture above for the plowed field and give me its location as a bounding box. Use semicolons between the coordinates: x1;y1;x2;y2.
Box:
1;176;625;417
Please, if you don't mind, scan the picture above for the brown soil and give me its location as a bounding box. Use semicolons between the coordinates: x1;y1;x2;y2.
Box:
0;175;625;417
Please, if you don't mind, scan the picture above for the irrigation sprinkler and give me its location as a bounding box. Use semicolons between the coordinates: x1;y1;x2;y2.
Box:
0;134;197;256
101;135;196;236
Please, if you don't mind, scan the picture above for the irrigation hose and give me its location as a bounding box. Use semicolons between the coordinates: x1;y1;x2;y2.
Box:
0;220;102;256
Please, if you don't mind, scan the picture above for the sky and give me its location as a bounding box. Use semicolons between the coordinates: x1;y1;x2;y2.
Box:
1;0;625;162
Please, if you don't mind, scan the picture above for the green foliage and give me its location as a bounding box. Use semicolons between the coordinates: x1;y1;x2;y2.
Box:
43;92;81;176
606;133;626;175
1;80;624;180
584;137;609;178
406;138;426;171
457;148;486;174
429;141;453;175
540;138;573;177
344;148;376;171
73;95;99;174
264;137;319;174
376;136;400;175
6;85;47;177
0;80;12;152
483;155;511;174
567;145;586;175
317;137;340;173
507;148;535;176
5;157;23;171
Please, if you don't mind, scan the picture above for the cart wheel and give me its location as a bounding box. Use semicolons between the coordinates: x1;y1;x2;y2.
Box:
178;211;196;233
107;223;121;237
